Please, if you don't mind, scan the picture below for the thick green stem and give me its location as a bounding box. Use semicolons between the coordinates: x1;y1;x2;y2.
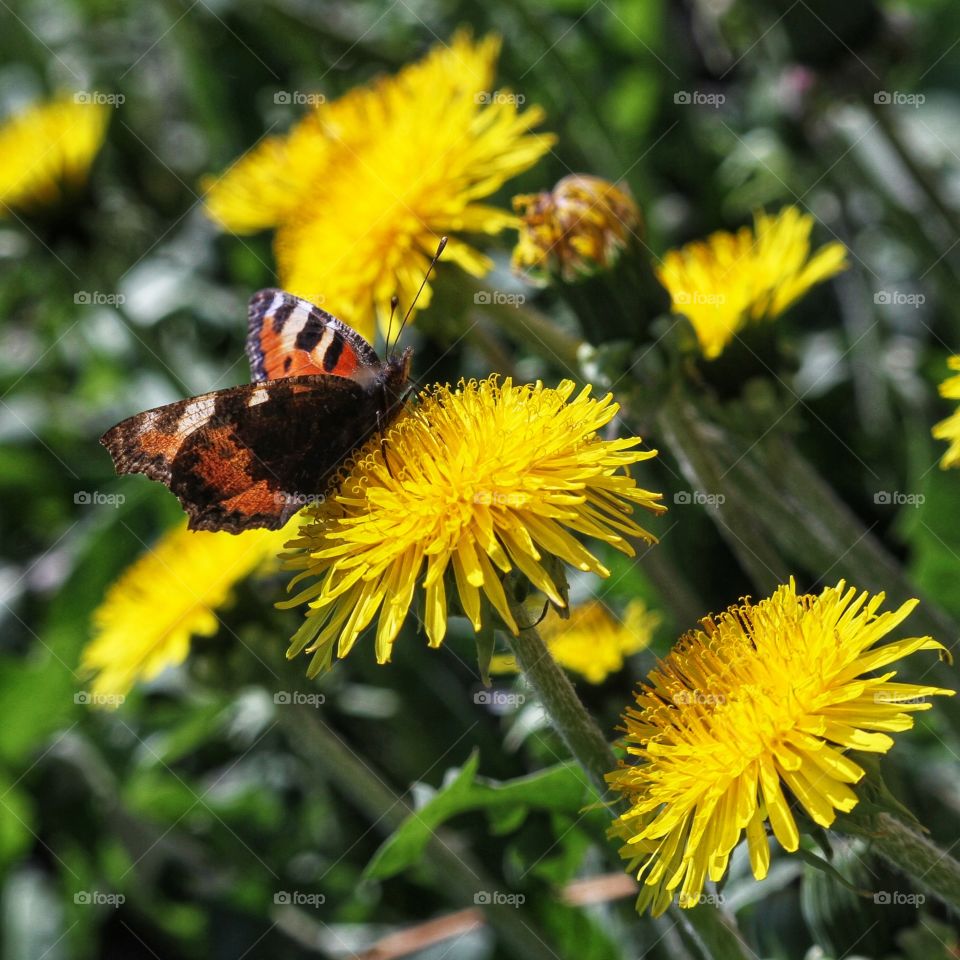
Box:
668;387;960;715
466;277;585;375
657;389;792;594
838;811;960;913
504;596;616;793
504;596;754;960
281;706;561;960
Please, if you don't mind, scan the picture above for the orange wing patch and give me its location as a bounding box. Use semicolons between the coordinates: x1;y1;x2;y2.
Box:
246;289;376;384
220;480;278;517
189;427;255;496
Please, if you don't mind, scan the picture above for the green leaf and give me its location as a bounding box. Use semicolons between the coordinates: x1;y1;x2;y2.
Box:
365;752;593;881
794;847;870;898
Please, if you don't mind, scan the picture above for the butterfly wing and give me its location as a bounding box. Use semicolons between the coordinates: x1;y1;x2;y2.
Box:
100;376;387;533
246;289;380;382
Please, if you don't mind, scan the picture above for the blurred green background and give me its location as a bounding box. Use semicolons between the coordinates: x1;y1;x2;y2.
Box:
2;0;960;957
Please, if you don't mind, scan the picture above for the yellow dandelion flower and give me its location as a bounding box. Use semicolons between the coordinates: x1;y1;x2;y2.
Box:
490;599;660;683
203;31;555;343
81;521;295;702
656;206;848;360
280;376;665;676
932;355;960;469
0;94;109;215
606;578;953;917
511;174;641;282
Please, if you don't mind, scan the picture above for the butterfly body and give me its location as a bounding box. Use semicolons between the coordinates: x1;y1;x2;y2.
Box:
101;290;411;533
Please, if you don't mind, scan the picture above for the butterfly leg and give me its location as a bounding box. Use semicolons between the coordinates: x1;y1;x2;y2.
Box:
377;410;396;480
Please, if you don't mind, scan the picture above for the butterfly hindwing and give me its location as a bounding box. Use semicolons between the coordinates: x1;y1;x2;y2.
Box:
246;289;380;383
101;376;388;532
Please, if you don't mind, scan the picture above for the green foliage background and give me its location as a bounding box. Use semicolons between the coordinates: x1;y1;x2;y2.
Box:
1;0;960;958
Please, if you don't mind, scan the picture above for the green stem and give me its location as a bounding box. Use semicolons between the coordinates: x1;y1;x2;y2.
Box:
504;596;754;960
866;97;960;242
466;277;585;375
656;389;792;594
666;387;960;696
838;811;960;913
281;706;562;960
669;903;757;960
676;390;960;711
504;595;616;793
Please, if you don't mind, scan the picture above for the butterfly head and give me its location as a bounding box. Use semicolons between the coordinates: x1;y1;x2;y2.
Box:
383;345;413;398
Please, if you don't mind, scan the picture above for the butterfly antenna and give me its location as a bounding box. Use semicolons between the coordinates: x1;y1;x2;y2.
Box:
391;236;447;353
385;295;400;354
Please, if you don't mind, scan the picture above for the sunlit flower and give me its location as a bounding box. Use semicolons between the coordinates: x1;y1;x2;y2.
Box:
0;94;109;215
656;206;848;359
606;578;952;917
204;31;554;343
511;174;641;282
280;376;665;676
81;521;294;702
932;355;960;469
490;599;659;683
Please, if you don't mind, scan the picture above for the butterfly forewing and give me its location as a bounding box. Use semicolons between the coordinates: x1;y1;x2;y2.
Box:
246;289;380;382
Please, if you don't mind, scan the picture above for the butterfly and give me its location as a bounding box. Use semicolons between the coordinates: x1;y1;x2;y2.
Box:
100;289;412;533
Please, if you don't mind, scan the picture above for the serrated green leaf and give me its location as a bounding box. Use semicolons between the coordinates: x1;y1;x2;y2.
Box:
365;753;593;881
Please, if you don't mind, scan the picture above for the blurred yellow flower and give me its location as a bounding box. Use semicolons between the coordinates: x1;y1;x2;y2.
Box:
204;31;554;343
511;174;641;282
490;599;659;683
932;355;960;469
0;94;109;215
656;206;848;360
81;521;294;702
607;579;952;917
280;376;665;676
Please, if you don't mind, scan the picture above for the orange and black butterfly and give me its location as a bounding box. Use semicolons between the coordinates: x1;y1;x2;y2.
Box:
100;289;412;533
